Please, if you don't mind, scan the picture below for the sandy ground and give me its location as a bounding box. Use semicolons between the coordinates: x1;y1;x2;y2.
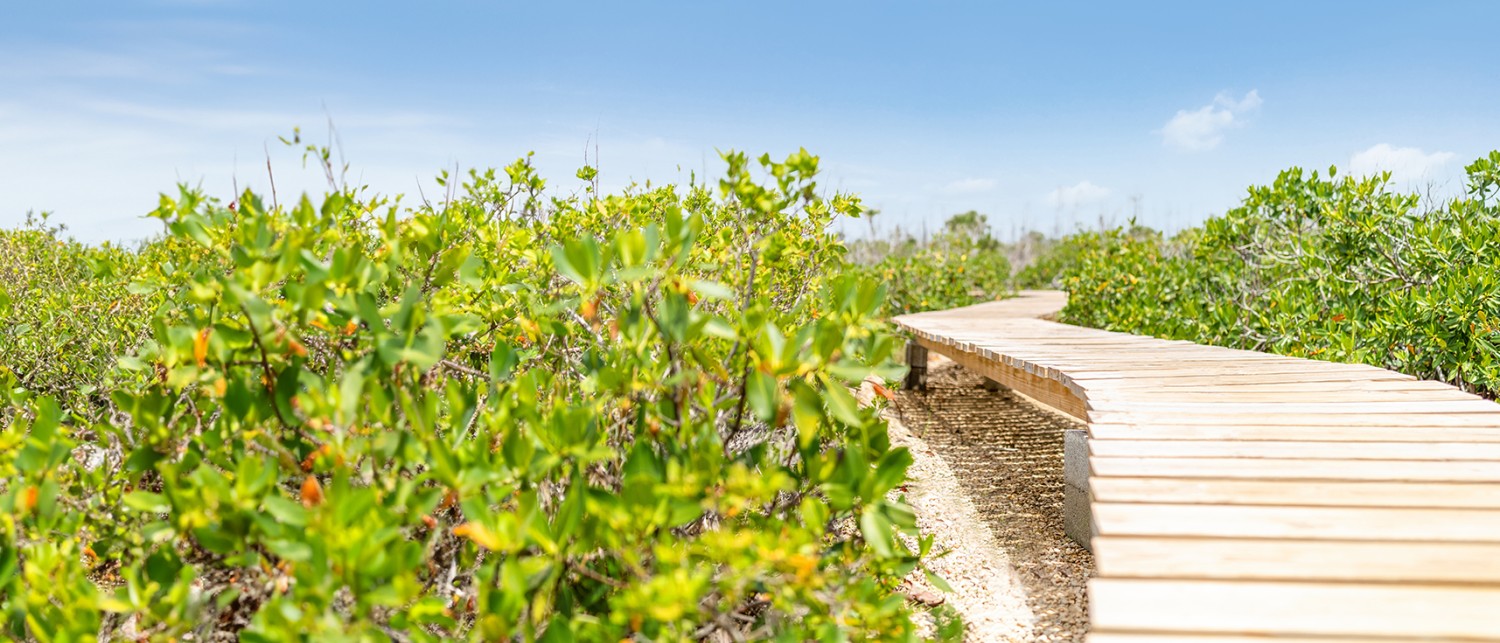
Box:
889;356;1093;642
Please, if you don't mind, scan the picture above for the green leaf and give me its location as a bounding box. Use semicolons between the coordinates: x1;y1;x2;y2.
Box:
747;371;778;422
489;342;519;382
687;279;736;302
263;495;309;528
819;375;864;426
859;508;894;557
924;568;955;593
123;491;170;513
265;539;313;563
552;236;602;287
871;448;912;497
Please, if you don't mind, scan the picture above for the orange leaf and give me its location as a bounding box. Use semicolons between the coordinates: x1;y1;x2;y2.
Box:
871;382;896;402
288;338;308;358
193;328;212;367
21;486;38;512
1331;313;1346;322
300;444;330;472
788;553;818;581
452;522;502;551
300;476;324;508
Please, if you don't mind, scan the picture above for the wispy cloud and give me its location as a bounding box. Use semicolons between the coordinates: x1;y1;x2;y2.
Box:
1045;180;1110;208
0;43;269;84
1347;144;1454;185
0;97;484;243
80;100;463;131
1159;90;1262;152
939;177;997;194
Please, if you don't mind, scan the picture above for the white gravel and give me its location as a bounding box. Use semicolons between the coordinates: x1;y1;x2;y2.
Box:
868;355;1094;642
889;412;1037;641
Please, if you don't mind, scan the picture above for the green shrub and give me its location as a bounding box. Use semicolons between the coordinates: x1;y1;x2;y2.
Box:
1054;151;1500;398
0;150;948;640
0;207;219;422
848;211;1011;315
0;216;148;419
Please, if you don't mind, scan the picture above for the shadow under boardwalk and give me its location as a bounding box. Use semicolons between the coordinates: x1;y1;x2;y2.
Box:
897;359;1093;642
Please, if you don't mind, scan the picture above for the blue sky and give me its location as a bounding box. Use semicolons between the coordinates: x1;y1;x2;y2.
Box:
4;1;1498;243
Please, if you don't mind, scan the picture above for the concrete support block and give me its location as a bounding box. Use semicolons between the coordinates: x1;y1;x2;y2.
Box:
1063;429;1093;552
1064;483;1092;552
904;342;928;391
1064;429;1090;490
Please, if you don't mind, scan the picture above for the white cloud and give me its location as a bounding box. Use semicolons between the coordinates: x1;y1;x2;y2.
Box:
1159;90;1262;152
939;177;997;194
1347;144;1455;185
1046;181;1110;208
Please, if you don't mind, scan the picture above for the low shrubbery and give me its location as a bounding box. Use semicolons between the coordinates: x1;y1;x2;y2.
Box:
846;211;1011;316
1046;151;1500;398
0;150;953;640
0;214;187;420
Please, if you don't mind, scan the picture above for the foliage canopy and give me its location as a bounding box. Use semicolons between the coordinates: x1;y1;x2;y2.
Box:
0;150;948;641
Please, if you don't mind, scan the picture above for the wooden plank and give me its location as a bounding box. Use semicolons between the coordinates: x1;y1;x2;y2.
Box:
1091;503;1500;542
1086;400;1500;415
1091;456;1500;482
1088;411;1500;427
1089;579;1500;639
1055;352;1334;362
1088;439;1500;461
1068;367;1413;383
1073;369;1395;389
1093;536;1500;583
1087;388;1486;403
1083;378;1468;394
993;349;1288;360
1089;635;1458;643
1089;477;1500;509
1089;422;1500;443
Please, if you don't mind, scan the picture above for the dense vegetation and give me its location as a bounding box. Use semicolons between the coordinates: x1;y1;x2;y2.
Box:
0;149;959;641
1034;151;1500;399
0;213;187;419
845;211;1011;316
12;136;1497;640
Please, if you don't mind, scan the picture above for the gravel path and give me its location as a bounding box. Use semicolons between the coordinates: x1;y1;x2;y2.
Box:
890;356;1093;642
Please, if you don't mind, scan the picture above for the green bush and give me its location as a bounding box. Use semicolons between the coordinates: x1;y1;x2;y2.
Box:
1053;150;1500;398
1;216;144;419
848;211;1011;315
0;150;950;640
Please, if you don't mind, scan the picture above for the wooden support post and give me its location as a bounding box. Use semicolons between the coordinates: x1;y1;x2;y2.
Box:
904;341;928;391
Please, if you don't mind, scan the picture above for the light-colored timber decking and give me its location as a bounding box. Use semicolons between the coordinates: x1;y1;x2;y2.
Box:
894;290;1500;642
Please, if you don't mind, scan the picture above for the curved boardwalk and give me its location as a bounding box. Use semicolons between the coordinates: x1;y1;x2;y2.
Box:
895;291;1500;642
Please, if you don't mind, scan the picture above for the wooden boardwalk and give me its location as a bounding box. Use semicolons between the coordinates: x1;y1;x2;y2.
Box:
894;291;1500;642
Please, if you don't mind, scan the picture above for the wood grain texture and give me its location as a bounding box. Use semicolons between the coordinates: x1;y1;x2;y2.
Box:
893;291;1500;640
1090;579;1500;639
